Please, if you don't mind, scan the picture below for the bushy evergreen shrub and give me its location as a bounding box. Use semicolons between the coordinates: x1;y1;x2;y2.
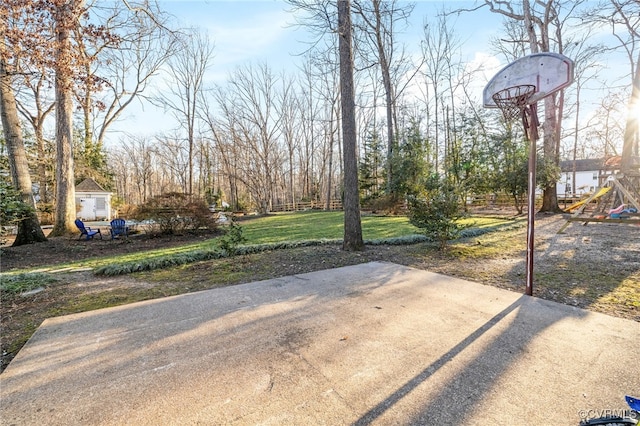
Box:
407;175;467;250
218;221;246;255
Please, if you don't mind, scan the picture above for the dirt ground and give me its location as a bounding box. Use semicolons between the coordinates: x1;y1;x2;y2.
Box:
1;213;639;372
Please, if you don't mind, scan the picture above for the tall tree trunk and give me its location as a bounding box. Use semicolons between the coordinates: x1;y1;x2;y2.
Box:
621;51;640;173
325;117;334;210
338;0;363;251
0;57;47;246
50;1;79;237
540;93;563;212
526;0;561;212
82;62;93;166
188;124;194;196
370;0;396;195
35;123;49;204
289;148;295;208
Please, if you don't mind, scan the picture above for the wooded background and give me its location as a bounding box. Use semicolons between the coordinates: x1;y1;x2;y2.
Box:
2;1;638;228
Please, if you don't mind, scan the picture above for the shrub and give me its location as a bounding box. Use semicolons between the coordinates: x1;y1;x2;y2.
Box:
94;250;225;276
361;194;406;215
114;200;137;219
407;175;467;250
37;203;55;225
0;273;57;296
133;193;218;235
218;221;246;255
0;181;35;245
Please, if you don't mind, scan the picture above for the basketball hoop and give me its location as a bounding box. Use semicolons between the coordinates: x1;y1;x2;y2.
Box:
491;84;536;122
483;53;575;298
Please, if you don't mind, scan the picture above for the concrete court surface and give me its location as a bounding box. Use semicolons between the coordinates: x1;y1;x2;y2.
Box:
1;262;638;426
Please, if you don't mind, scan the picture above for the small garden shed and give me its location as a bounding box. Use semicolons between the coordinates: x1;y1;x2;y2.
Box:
75;178;112;221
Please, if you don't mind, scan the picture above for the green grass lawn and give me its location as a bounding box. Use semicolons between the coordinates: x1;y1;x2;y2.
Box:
1;211;519;279
241;211;419;243
240;211;516;244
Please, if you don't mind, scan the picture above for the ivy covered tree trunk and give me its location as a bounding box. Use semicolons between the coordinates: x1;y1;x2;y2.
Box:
338;0;363;251
0;55;47;246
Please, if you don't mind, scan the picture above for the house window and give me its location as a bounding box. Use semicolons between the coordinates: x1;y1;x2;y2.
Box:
96;197;106;210
593;172;598;180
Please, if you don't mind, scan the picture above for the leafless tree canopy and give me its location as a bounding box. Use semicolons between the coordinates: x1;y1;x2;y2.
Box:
2;0;638;229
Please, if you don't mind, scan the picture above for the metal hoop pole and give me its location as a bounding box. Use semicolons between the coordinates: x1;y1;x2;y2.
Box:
492;84;538;297
524;103;538;296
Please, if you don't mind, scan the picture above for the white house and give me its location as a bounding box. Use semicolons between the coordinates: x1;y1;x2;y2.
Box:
556;158;619;197
75;178;112;221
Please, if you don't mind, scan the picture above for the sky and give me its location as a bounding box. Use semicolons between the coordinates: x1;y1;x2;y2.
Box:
106;0;631;151
163;0;502;68
108;0;510;142
163;0;506;78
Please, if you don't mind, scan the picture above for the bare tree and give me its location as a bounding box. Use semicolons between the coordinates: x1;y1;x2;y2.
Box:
205;64;285;214
584;91;628;159
195;136;218;204
303;45;342;209
76;1;176;151
322;68;341;210
298;56;322;202
156;132;190;194
113;133;193;206
603;0;640;172
562;32;605;193
421;13;463;176
118;135;156;204
296;56;319;202
287;0;363;247
108;148;130;203
155;28;214;196
201;88;240;210
14;62;56;205
277;72;302;208
352;0;415;194
234;63;285;212
483;0;586;212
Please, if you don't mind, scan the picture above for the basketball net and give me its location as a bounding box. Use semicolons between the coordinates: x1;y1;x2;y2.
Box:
492;84;539;141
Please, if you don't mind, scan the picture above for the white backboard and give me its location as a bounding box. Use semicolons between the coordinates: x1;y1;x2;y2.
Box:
483;52;574;108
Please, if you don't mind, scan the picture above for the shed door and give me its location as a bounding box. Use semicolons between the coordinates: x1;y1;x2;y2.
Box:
78;198;96;220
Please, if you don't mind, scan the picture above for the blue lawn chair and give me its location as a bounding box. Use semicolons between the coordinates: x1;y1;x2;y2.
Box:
75;219;102;240
109;218;129;239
